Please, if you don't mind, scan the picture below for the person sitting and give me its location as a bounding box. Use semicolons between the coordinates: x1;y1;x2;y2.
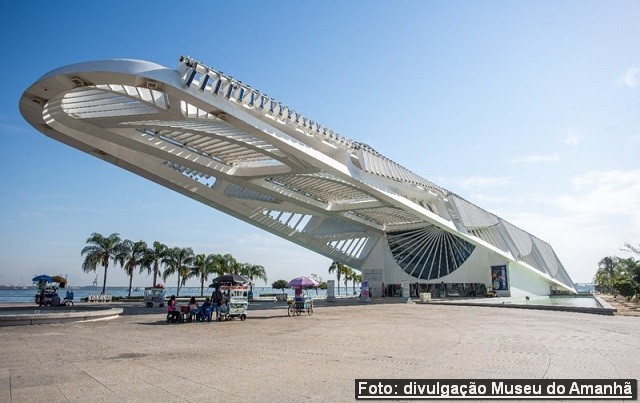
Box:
187;296;199;322
218;294;229;320
199;297;213;322
166;295;180;323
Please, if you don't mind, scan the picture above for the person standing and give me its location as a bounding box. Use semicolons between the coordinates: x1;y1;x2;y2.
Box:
38;289;45;306
211;287;223;320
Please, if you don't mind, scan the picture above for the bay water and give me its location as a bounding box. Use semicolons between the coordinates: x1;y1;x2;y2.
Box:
0;286;357;304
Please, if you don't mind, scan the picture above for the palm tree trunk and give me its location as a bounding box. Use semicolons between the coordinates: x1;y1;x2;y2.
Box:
102;263;109;295
153;262;159;287
337;274;340;295
176;274;181;297
200;277;204;297
128;272;133;298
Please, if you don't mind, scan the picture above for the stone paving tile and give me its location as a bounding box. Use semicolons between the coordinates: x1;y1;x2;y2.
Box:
1;301;638;402
9;383;68;402
0;368;9;402
55;379;113;400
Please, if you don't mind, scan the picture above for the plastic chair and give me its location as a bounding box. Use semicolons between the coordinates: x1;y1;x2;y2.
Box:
199;307;213;322
179;305;190;322
188;308;199;323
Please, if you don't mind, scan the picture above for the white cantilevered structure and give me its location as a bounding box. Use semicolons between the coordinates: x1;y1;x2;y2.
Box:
20;56;575;297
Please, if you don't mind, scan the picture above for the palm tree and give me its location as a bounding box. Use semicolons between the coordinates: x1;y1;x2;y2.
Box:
352;272;362;295
616;257;638;279
240;263;268;296
142;241;170;287
343;267;352;293
81;232;123;295
190;253;218;297
162;247;194;297
209;253;226;278
222;253;239;274
118;239;148;297
328;260;348;295
239;263;268;284
189;253;207;297
595;256;620;296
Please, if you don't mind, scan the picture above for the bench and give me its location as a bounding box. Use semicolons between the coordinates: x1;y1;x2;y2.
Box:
252;296;277;302
87;294;112;302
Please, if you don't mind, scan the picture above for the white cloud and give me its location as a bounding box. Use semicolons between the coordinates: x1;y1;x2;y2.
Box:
492;169;640;283
564;129;580;147
509;153;560;164
616;66;639;88
459;176;513;188
557;170;640;222
507;211;632;283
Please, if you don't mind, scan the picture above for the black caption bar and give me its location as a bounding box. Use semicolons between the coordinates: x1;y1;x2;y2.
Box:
355;379;637;400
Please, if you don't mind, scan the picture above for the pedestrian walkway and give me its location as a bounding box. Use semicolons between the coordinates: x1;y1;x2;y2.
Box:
1;301;638;402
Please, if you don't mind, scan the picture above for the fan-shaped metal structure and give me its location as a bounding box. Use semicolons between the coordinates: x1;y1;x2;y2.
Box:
19;56;575;296
388;227;476;280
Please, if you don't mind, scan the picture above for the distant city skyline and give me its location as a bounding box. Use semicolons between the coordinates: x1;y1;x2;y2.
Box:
1;1;639;287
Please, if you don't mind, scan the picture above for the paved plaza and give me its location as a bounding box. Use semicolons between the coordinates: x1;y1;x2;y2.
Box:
1;300;638;402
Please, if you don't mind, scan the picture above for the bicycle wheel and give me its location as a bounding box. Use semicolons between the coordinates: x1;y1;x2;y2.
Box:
307;304;313;316
287;304;295;317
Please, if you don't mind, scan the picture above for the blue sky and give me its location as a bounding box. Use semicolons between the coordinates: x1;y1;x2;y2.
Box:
0;1;638;287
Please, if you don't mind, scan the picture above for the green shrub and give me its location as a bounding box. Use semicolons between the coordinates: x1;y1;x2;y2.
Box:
614;278;637;301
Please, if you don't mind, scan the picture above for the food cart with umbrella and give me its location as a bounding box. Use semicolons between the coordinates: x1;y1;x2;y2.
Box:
33;274;73;306
209;274;250;321
287;276;318;316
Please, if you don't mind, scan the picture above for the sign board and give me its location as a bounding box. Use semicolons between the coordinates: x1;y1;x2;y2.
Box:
362;268;383;297
326;280;336;301
491;265;508;291
362;268;383;282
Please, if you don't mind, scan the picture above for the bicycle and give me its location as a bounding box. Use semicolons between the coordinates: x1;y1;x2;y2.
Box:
287;297;313;316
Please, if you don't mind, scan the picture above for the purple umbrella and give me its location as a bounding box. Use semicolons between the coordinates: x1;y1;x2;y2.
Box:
288;276;320;288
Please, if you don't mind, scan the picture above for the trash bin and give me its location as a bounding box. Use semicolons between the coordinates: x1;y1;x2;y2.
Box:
419;293;431;303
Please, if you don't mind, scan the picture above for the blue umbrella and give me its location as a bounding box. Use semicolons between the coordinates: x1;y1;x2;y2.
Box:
32;275;54;283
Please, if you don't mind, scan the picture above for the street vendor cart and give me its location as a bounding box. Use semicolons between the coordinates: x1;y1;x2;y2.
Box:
33;274;72;306
144;287;166;307
218;284;249;321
